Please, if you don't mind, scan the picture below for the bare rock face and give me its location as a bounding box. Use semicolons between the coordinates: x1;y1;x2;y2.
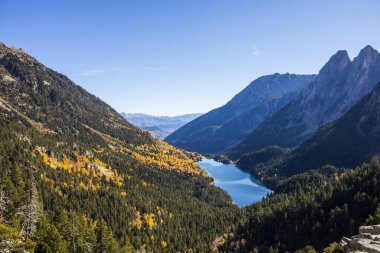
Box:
340;225;380;252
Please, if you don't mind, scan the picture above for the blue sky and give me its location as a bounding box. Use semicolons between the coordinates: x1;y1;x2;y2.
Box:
1;1;380;116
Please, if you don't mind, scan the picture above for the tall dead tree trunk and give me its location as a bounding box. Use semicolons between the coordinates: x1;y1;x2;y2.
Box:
20;178;40;240
0;187;9;223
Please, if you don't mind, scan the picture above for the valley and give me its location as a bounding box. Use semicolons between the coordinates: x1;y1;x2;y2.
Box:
2;42;380;253
166;45;380;252
1;2;380;252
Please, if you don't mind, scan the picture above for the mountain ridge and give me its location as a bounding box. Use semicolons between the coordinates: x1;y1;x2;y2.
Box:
166;73;316;153
238;81;380;188
231;45;380;157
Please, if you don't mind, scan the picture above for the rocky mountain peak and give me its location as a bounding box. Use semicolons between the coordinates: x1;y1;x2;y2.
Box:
332;49;351;62
352;45;380;68
317;50;351;78
357;45;379;58
343;45;380;104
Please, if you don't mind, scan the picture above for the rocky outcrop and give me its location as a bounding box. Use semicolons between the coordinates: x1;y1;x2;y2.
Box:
340;225;380;252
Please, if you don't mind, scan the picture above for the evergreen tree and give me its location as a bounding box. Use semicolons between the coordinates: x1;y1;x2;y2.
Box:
95;218;119;253
35;216;68;253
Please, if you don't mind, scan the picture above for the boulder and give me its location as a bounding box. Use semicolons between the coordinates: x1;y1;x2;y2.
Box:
360;226;380;236
340;225;380;252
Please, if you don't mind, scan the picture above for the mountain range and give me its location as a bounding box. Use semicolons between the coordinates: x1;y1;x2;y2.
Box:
121;113;202;139
232;46;380;157
167;45;380;188
165;73;316;153
168;46;380;163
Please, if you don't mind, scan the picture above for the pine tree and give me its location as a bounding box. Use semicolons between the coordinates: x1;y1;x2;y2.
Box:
365;203;380;225
80;215;96;253
35;216;68;253
95;218;119;253
121;236;135;253
55;210;71;242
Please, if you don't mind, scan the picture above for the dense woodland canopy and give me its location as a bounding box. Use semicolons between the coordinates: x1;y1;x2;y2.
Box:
0;114;242;252
219;161;380;252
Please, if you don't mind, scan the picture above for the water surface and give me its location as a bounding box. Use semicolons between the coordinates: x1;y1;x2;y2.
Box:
197;158;272;207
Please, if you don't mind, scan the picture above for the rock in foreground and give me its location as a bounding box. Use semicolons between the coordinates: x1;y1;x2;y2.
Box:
340;225;380;252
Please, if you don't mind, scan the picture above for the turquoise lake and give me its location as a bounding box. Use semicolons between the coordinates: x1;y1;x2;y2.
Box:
197;158;272;207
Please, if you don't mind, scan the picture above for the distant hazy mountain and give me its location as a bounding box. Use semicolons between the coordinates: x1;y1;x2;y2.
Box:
121;113;202;139
165;73;315;153
232;45;380;157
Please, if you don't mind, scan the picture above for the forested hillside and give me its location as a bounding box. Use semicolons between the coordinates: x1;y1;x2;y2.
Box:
0;43;241;252
218;160;380;252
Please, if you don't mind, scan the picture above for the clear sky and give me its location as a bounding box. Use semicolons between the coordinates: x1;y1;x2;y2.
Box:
1;1;380;116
